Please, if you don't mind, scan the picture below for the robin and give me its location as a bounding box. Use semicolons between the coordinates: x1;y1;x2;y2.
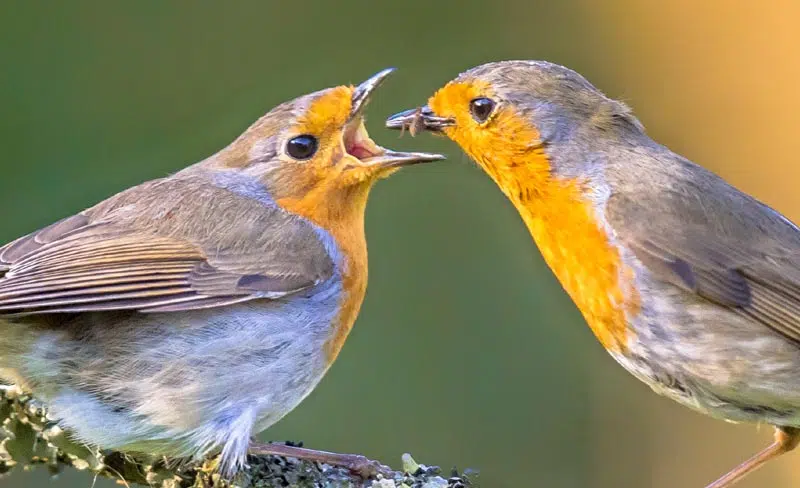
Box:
386;60;800;488
0;68;444;478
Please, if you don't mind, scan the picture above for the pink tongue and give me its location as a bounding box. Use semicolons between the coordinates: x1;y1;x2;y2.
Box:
348;143;374;160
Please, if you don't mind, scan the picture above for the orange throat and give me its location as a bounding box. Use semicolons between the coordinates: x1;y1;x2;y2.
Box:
443;126;639;353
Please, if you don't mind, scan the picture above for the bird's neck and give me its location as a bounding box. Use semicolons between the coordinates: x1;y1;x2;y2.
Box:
277;185;370;363
472;145;639;353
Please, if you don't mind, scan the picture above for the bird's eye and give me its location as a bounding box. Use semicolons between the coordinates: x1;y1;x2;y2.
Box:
286;135;318;160
469;97;495;123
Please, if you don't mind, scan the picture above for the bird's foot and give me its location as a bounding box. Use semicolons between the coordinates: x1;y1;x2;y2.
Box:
248;440;393;479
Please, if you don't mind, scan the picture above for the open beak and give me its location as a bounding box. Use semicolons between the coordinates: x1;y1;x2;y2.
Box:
344;69;445;173
385;105;455;133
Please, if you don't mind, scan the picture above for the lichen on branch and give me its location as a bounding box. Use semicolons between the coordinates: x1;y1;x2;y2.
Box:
0;385;472;488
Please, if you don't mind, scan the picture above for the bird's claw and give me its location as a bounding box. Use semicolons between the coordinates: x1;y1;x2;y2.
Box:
342;455;394;479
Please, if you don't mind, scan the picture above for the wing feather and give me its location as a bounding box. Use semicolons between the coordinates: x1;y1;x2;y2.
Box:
608;191;800;343
0;173;336;317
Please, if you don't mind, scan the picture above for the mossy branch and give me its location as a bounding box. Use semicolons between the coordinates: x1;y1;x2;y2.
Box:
0;385;472;488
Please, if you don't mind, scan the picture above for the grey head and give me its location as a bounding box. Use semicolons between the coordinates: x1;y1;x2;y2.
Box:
387;60;646;146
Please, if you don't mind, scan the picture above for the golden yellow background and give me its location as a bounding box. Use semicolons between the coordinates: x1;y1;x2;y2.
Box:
0;2;797;487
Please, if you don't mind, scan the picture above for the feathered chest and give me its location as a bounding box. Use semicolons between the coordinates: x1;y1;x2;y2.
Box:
493;166;641;353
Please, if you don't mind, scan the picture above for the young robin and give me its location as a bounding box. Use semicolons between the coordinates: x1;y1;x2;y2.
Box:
387;60;800;488
0;68;444;478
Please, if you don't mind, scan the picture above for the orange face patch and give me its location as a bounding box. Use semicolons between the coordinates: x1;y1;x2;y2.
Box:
294;85;354;138
429;81;493;133
268;85;358;205
430;81;640;352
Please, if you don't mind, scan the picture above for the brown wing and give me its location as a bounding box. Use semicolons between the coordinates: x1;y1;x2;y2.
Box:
607;191;800;343
0;173;335;315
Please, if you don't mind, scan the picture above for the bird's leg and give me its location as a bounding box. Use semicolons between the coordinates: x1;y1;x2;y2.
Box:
248;441;393;479
705;426;800;488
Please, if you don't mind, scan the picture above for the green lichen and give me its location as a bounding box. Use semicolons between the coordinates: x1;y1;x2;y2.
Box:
0;385;473;488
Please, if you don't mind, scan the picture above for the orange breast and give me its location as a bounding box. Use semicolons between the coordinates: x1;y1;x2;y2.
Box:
512;177;640;352
323;235;367;363
430;90;640;353
277;186;370;365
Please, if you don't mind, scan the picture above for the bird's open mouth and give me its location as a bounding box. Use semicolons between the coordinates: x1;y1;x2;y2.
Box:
343;117;383;161
342;69;445;170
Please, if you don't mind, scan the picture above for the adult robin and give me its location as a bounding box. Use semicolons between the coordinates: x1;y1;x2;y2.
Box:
386;60;800;488
0;68;444;478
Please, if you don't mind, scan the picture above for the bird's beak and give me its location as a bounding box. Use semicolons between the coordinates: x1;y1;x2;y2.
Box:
360;149;445;170
343;69;445;175
385;105;456;133
349;67;396;122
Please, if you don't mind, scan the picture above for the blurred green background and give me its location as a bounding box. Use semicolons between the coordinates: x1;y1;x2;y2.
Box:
1;1;798;487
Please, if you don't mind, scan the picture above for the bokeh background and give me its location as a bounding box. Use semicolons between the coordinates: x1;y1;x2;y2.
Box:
1;1;798;487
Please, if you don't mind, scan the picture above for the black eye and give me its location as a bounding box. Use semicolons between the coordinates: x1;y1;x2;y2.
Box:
286;134;318;160
469;97;495;123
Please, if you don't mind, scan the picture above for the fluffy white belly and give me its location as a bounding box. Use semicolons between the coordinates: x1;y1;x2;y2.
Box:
0;277;343;473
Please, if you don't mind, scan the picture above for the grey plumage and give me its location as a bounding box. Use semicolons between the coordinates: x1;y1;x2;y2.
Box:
0;69;444;477
387;60;800;486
